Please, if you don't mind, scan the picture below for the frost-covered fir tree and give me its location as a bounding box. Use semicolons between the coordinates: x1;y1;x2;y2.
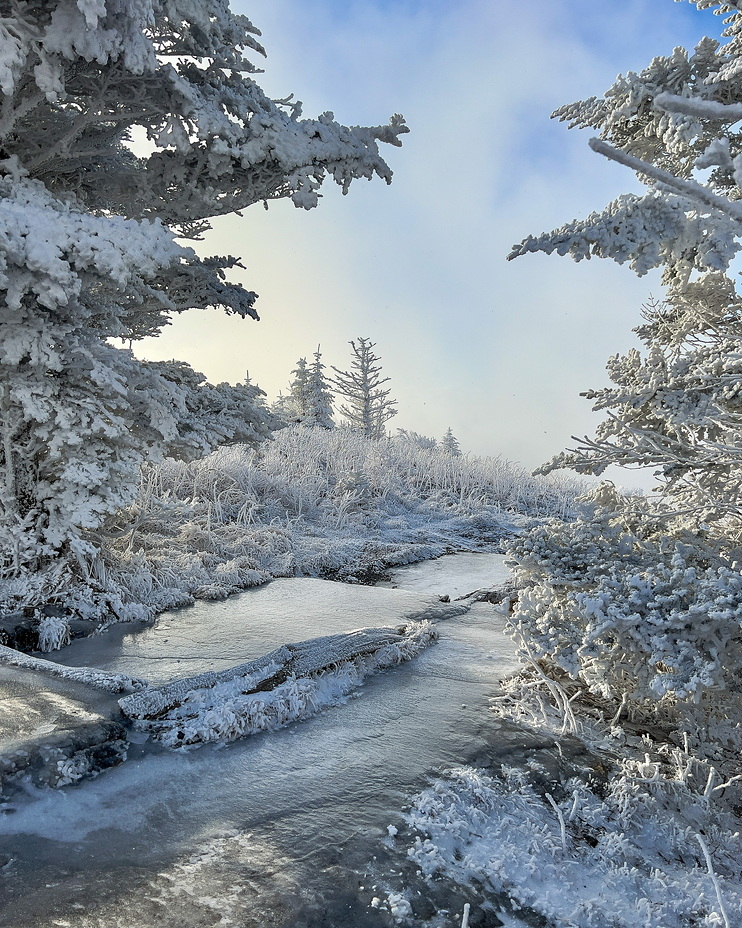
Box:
541;275;742;527
279;357;310;424
331;338;398;439
441;428;461;456
507;0;742;704
0;1;407;578
304;347;335;429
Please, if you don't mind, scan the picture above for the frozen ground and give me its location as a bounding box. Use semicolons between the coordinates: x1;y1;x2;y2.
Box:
0;553;524;927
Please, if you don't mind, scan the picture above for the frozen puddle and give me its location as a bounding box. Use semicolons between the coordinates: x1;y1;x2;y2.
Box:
0;554;522;927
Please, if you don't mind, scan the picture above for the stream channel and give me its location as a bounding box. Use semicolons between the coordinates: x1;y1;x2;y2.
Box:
0;553;540;927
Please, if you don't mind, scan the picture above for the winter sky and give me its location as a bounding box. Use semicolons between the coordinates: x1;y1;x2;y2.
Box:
135;0;716;489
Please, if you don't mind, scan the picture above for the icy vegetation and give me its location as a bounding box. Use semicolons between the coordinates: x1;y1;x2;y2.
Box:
407;762;741;928
119;621;437;746
402;663;742;928
0;427;582;633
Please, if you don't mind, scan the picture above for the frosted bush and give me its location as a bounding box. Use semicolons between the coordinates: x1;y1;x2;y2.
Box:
508;484;742;702
406;761;742;928
36;613;71;652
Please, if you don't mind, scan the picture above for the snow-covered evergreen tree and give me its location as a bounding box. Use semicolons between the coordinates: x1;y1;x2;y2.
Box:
287;357;310;423
540;275;742;529
0;2;407;577
272;352;333;427
441;428;461;456
509;0;742;293
304;347;335;429
270;392;294;423
331;338;398;439
507;0;742;704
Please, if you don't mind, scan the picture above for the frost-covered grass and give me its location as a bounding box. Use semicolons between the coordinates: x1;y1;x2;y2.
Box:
0;428;583;638
400;665;742;928
1;428;581;633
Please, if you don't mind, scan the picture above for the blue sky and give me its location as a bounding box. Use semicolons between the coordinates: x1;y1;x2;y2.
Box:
137;1;720;488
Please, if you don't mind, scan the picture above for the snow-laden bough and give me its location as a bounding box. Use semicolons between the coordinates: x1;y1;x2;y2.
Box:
119;622;438;747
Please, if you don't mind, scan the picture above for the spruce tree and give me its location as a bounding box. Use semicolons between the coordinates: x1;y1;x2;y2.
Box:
288;358;310;422
304;347;335;429
441;428;461;457
331;338;398;439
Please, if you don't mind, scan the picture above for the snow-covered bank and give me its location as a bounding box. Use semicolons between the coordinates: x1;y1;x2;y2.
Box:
391;664;742;928
0;429;583;644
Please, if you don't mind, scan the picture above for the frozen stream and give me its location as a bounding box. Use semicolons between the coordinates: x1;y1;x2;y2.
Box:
0;553;528;927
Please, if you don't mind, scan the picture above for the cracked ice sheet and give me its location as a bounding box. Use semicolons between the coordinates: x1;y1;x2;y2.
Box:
52;578;467;686
377;552;511;599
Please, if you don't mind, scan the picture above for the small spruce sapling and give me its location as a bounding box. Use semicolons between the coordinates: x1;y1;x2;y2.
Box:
331;338;398;439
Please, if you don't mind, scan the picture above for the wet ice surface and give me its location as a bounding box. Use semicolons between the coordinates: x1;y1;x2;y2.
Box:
378;551;511;599
52;579;465;685
0;554;523;926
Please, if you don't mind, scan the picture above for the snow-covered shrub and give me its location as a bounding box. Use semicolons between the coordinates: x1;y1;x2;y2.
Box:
406;760;742;928
509;483;742;702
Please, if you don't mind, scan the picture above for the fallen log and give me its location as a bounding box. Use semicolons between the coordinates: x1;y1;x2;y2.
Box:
0;643;146;694
118;622;437;747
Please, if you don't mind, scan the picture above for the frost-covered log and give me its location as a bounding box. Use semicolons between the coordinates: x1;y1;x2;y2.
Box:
119;647;292;719
0;643;146;694
118;622;437;746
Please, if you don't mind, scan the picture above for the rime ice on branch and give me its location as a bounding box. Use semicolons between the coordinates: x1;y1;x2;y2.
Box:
506;1;742;705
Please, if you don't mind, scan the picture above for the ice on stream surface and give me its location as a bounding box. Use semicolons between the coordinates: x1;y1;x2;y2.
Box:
0;553;525;927
377;551;512;599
